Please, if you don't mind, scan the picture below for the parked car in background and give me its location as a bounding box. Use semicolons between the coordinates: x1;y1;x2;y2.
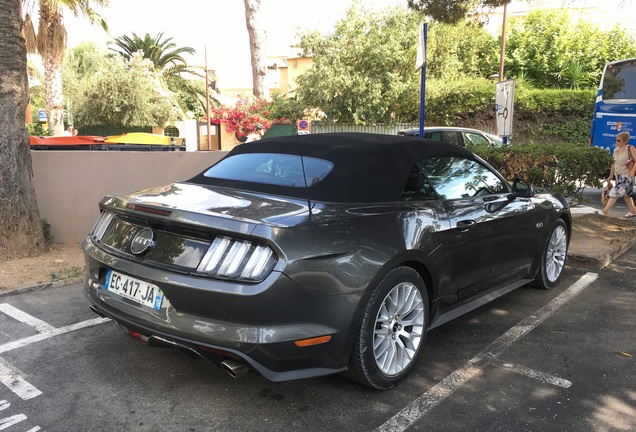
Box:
83;133;570;390
398;126;505;147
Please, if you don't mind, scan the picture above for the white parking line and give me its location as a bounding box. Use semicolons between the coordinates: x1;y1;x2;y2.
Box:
0;400;42;431
493;359;572;388
0;414;28;429
0;304;56;334
0;360;42;401
0;317;110;355
0;304;109;424
375;272;598;432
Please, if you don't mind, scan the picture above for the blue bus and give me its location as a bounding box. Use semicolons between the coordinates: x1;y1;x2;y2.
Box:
590;58;636;151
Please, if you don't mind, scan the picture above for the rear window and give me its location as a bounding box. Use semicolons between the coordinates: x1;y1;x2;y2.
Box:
203;153;334;188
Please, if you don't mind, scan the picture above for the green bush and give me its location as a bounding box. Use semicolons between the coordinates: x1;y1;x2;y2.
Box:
266;93;307;124
530;118;591;145
41;218;53;244
26;123;52;136
425;77;495;126
470;142;613;204
515;87;595;116
424;79;596;144
513;87;595;144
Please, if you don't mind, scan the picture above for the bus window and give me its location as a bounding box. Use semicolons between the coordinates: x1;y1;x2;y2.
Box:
590;58;636;152
603;62;636;100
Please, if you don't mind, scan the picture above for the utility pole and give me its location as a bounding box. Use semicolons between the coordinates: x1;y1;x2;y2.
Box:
496;1;509;137
498;2;508;81
205;46;212;151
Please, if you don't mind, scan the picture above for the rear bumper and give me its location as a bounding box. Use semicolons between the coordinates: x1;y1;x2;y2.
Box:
82;238;355;382
86;299;347;381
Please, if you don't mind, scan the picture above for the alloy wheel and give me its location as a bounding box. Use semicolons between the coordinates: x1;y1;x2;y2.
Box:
373;282;425;376
545;225;567;282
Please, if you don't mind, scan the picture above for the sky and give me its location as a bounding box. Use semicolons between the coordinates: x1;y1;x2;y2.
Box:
58;0;632;90
61;0;405;89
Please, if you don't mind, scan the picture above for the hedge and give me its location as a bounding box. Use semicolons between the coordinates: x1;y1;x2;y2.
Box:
425;78;596;145
469;142;613;205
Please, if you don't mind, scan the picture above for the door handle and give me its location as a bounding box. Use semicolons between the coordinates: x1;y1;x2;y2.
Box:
457;220;476;232
484;194;514;204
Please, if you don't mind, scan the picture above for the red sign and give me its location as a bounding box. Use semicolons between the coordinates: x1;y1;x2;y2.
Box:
297;120;309;131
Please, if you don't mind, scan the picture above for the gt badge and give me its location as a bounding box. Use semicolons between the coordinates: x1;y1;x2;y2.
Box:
131;228;155;255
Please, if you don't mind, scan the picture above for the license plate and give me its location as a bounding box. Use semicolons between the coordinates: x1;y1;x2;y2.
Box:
105;270;164;311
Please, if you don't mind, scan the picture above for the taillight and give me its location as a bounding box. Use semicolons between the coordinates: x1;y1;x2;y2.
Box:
90;211;114;241
197;236;277;282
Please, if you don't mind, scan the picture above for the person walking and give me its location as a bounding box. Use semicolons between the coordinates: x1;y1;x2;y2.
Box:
597;131;636;218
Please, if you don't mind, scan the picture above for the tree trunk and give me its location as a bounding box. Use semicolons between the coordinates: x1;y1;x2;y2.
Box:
39;2;66;136
0;0;46;261
43;51;65;135
243;0;269;100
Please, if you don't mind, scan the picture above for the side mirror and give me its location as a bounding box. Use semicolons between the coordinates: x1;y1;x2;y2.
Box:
512;177;534;198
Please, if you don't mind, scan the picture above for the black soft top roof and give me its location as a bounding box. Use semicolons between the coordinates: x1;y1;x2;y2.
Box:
188;133;475;203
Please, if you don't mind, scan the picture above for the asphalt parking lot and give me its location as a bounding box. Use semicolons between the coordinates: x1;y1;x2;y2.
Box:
0;249;634;431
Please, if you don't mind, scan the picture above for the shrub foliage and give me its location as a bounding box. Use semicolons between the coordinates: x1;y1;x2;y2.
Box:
470;143;613;204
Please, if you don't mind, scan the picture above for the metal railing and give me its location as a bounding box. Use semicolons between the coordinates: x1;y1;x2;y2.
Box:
312;123;416;135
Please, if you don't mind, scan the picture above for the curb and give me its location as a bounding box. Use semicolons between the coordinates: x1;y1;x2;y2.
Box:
567;237;636;271
0;277;84;298
568;211;636;271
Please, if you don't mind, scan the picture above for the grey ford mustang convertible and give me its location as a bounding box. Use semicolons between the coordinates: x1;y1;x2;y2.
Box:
83;133;570;389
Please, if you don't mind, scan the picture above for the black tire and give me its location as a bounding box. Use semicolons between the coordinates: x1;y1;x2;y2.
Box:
534;219;568;290
348;266;429;390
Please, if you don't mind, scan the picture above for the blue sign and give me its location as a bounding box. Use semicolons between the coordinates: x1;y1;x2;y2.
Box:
38;109;47;122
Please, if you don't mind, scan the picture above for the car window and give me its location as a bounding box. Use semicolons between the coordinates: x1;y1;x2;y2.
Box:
488;134;505;146
419;156;508;200
398;129;419;137
464;132;490;146
427;132;447;142
203;153;334;188
424;131;461;146
442;132;460;146
401;164;437;201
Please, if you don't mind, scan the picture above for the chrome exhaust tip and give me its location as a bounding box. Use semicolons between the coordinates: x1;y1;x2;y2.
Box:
220;359;250;378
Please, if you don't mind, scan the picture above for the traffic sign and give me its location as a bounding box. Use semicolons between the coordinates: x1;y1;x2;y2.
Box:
297;119;310;132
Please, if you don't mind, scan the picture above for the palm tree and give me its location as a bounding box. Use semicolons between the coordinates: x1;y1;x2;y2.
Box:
0;0;45;259
109;32;214;114
24;0;109;135
109;32;195;69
